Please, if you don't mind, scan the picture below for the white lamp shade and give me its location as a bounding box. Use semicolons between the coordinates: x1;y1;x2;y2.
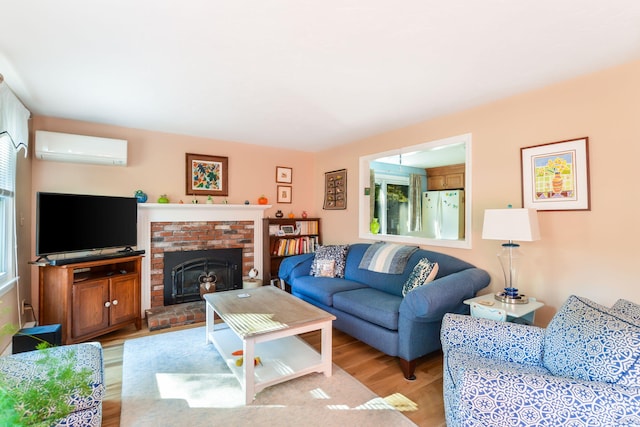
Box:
482;208;540;242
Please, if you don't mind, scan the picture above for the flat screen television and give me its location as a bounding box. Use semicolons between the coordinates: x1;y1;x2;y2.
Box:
36;192;138;257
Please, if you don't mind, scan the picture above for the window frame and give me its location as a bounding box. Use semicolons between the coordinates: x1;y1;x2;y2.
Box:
0;136;18;296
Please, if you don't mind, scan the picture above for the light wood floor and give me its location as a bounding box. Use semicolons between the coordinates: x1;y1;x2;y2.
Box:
97;322;446;427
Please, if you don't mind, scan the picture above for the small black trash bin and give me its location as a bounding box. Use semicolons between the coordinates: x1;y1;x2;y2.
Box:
12;324;62;354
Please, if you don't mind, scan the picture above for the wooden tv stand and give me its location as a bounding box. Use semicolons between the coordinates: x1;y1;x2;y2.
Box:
39;254;143;345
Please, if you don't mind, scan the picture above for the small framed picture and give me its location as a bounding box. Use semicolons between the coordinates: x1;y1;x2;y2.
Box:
277;185;292;203
281;225;295;235
276;166;293;183
521;137;590;211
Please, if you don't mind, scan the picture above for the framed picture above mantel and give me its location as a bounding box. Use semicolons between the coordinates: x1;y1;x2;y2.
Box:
185;153;229;196
520;137;590;211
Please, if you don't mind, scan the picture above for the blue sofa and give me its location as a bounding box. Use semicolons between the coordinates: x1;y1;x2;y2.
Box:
441;295;640;426
279;242;490;379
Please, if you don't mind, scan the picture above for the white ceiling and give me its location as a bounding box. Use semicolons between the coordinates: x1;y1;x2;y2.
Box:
2;1;639;152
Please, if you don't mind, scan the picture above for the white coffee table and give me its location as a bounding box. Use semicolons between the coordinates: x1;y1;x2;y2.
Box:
204;286;336;404
464;294;544;324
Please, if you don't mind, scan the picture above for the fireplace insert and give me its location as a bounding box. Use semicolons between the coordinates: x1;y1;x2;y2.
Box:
163;248;243;305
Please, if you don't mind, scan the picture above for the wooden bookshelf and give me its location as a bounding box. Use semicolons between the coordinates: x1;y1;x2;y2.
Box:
262;218;321;284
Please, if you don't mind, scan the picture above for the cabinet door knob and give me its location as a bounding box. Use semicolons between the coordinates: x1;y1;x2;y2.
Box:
104;301;111;308
112;300;118;306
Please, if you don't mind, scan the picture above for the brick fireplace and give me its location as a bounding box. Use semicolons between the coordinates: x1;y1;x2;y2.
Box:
137;204;269;328
150;221;252;308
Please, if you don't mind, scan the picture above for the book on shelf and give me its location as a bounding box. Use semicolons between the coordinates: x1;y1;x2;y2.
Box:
295;220;319;235
271;236;318;256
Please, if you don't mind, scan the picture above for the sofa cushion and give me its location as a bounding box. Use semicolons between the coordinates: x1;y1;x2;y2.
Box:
333;288;402;330
444;349;551;427
309;245;349;278
402;258;439;296
291;275;368;307
543;295;640;384
445;348;551;389
613;299;640;324
611;299;640;387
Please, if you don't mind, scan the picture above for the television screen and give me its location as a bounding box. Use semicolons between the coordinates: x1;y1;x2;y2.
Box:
36;192;138;256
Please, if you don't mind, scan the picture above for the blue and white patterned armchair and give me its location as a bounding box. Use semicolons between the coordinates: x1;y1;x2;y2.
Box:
0;342;104;426
441;295;640;427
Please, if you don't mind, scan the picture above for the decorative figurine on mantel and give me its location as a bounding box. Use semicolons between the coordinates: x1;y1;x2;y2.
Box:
206;195;214;204
134;190;147;203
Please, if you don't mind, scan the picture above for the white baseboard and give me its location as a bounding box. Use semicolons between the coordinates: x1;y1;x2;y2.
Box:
1;345;11;356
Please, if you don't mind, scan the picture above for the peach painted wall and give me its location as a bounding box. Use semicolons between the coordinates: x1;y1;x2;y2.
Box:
314;60;640;325
29;117;316;310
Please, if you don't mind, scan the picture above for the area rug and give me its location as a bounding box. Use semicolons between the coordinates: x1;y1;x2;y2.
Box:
120;326;417;426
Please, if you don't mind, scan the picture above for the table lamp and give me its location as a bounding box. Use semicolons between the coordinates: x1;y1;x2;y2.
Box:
482;208;540;300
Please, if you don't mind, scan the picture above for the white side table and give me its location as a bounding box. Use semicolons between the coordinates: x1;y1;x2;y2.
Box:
464;294;544;324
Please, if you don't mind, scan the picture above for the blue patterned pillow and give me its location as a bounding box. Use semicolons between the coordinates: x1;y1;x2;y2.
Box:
313;259;335;277
309;245;349;278
401;258;439;296
543;295;640;384
612;299;640;324
611;300;640;386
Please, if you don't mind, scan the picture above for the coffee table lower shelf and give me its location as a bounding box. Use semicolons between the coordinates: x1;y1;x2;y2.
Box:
207;325;328;403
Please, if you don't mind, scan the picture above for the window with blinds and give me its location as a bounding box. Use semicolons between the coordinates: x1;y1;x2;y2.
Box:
0;79;30;294
0;133;16;290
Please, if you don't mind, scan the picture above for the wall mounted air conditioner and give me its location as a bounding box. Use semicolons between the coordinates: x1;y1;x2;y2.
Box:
35;130;128;166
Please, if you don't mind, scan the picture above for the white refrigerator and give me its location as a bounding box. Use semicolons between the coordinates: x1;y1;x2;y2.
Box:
422;190;465;240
